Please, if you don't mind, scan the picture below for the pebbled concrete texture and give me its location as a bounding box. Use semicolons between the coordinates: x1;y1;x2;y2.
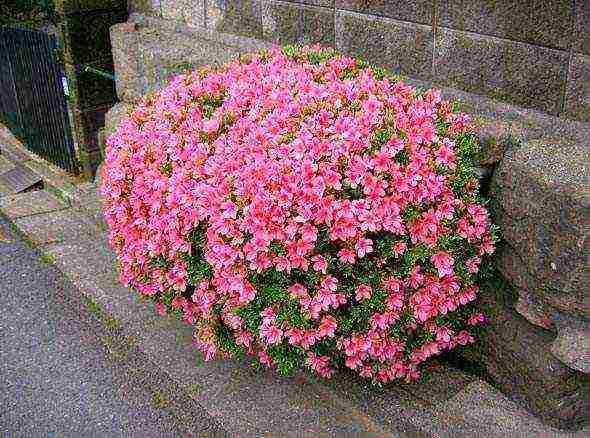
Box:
0;214;216;437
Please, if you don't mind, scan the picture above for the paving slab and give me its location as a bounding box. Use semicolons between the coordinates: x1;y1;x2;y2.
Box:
0;190;67;219
0;165;43;194
0;155;15;175
41;238;119;280
15;209;104;247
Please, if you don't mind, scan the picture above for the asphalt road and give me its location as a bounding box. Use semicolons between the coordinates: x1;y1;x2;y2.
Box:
0;214;185;437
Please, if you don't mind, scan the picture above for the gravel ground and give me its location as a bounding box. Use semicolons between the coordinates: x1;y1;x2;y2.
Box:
0;214;187;438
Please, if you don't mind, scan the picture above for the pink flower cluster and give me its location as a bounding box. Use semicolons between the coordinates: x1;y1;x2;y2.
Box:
101;45;494;383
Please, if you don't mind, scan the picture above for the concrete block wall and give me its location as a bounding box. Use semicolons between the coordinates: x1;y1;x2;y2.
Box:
119;0;590;122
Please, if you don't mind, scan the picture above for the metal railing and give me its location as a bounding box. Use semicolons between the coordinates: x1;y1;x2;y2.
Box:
0;26;78;173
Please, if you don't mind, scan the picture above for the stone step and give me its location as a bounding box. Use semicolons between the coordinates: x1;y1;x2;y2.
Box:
0;164;43;195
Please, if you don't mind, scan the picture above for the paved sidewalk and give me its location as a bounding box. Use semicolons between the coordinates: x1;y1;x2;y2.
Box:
1;182;588;437
0;214;213;437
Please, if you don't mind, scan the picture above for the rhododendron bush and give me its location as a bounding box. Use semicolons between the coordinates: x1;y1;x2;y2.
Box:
101;45;496;383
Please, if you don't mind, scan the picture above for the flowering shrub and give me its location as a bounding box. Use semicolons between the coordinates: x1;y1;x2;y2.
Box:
101;45;496;383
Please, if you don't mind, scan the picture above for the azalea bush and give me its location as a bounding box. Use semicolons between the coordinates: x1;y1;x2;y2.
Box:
101;45;496;383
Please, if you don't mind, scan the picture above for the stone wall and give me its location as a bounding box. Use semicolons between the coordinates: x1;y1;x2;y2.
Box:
104;1;590;430
116;0;590;121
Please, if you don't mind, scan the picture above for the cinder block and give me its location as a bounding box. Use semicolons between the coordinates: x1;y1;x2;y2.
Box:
564;53;590;122
263;1;335;46
438;0;574;50
336;0;434;25
110;22;143;102
335;10;433;79
433;28;569;114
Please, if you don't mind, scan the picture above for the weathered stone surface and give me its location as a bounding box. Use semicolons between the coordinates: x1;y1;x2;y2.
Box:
104;102;134;140
438;0;574;50
550;310;590;374
161;0;205;27
564;53;590;123
336;11;433;79
478;287;590;430
138;26;244;93
0;190;67;219
205;0;264;38
15;209;103;247
433;28;569;115
574;0;590;55
110;22;142;102
336;0;434;25
514;288;555;330
262;1;335;46
492;167;589;317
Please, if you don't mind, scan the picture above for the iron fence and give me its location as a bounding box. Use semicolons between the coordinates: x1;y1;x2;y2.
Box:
0;26;78;173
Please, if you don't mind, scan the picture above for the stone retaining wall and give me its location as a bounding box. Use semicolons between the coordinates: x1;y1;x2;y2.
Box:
104;2;590;430
118;0;590;121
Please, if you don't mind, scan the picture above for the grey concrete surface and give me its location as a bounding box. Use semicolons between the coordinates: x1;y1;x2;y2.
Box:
0;214;191;437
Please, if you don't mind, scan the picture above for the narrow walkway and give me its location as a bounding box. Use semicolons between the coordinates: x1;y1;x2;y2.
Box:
0;214;188;437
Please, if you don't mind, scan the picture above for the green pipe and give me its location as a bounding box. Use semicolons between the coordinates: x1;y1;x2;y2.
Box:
83;66;115;81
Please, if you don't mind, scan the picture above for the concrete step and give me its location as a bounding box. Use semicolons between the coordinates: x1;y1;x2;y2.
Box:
0;164;43;195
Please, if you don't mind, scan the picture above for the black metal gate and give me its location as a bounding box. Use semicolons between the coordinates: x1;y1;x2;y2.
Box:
0;26;78;173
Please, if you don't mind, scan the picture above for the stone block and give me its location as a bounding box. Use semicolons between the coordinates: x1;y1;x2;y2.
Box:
205;0;264;38
335;11;433;79
492;141;589;318
104;102;134;140
564;53;590;122
287;0;333;7
0;191;67;220
15;209;103;247
336;0;434;25
160;0;184;21
262;1;335;46
138;26;243;93
110;22;143;102
479;289;590;430
438;0;574;50
161;0;205;27
550;310;590;374
574;0;590;55
433;29;569;115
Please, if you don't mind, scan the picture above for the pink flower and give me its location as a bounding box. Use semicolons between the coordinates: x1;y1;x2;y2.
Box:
338;248;356;264
101;45;495;384
431;251;454;277
155;302;167;316
466;256;481;273
392;241;407;256
468;312;486;326
312;255;328;273
355;284;372;301
355;238;373;258
318;315;338;338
